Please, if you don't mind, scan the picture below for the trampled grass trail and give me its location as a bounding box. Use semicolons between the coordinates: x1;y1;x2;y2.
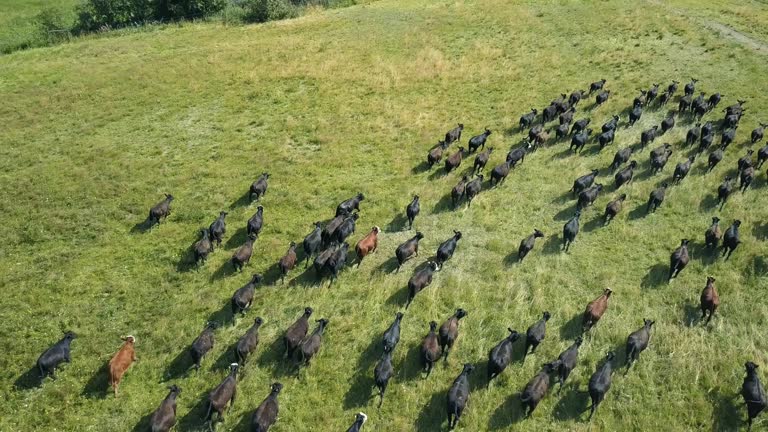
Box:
1;0;767;430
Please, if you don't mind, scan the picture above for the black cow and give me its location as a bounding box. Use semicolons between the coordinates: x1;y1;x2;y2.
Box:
37;331;76;381
563;211;581;252
436;231;462;269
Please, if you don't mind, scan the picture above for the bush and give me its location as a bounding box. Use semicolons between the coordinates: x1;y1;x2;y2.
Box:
75;0;226;33
34;8;74;45
75;0;155;33
166;0;227;20
243;0;298;23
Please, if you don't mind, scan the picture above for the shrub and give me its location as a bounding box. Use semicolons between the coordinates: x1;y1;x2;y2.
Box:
244;0;298;23
34;8;74;45
166;0;227;20
75;0;155;33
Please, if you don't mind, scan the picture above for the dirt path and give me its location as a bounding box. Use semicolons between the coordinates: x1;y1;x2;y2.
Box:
647;0;768;55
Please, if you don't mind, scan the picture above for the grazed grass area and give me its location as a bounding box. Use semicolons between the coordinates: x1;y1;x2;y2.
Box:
1;0;768;431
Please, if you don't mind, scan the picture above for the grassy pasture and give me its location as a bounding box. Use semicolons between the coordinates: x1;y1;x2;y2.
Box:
1;0;768;431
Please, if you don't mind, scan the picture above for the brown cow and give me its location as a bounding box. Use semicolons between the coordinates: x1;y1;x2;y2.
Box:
109;335;137;397
583;288;612;332
700;276;720;324
355;226;380;267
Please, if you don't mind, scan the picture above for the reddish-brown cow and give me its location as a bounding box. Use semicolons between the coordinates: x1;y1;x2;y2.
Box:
355;226;380;266
583;288;613;332
109;335;137;397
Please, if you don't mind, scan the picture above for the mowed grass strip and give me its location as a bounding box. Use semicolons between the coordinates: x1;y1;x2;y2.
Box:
1;0;767;431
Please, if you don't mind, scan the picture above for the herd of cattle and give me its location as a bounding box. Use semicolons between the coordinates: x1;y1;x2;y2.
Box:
29;77;768;431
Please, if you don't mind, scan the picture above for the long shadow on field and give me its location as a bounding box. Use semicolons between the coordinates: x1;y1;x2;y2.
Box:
287;265;323;288
541;235;563;255
698;193;720;212
130;412;153;432
163;348;193;381
553;387;589;422
177;389;211;431
412;161;431;174
428;167;449;181
488;392;526;429
211;259;237;281
230;191;251;209
175;243;198;273
13;366;42;391
683;303;702;327
559;313;583;341
130;220;151;234
432;194;455;214
225;227;248;250
233;413;252;432
753;256;768;277
385;284;409;308
374;256;400;274
582;215;605;233
213;343;237;372
550;190;573;205
553;205;577;222
415;391;445;432
503;250;520;267
400;342;426;382
341;336;380;409
81;362;110;399
640;263;668;289
690;241;719;266
751;222;768;240
709;390;741;431
385;213;408;233
627;204;649;221
255;337;295;379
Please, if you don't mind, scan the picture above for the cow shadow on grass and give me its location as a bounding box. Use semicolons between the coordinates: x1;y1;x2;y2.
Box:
287;265;324;288
582;215;604;233
627;204;648;221
640;264;668;289
213;343;237;373
751;222;768;240
225;227;248;250
385;213;408;233
375;256;400;274
432;194;456;214
130;412;154;432
709;390;741;432
541;235;563;255
690;242;719;266
81;362;110;399
412;161;431;175
254;337;295;379
385;284;409;308
698;193;720;212
488;392;526;430
400;342;426;382
428;168;449;181
559;313;583;341
343;340;379;410
13;366;42;391
129;220;151;234
503;250;520;267
550;190;573;205
176;389;212;431
415;391;446;432
553;387;589;422
682;303;702;327
554;206;577;222
230;191;251;209
163;347;193;381
210;259;237;281
175;244;198;273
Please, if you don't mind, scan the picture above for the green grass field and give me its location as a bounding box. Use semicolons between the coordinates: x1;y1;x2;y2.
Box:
2;0;768;430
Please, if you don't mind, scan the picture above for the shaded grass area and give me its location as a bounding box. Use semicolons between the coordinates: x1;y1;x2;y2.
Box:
1;0;768;431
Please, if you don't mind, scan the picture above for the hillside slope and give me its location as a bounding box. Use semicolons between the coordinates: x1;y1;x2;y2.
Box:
1;0;767;431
